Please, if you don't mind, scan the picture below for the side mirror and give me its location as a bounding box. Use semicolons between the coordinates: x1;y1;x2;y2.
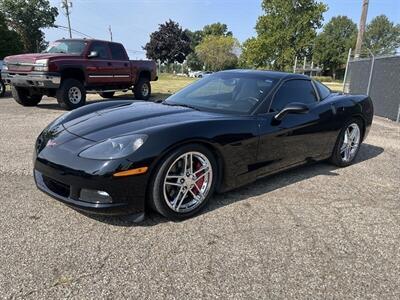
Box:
274;102;309;121
88;51;98;58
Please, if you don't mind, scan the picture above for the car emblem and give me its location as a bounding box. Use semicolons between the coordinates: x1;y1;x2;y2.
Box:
46;140;57;147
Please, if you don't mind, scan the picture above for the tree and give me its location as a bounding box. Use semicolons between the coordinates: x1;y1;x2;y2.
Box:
185;23;234;71
240;0;327;71
144;20;191;65
314;16;357;79
364;15;400;55
202;22;232;37
0;12;23;59
0;0;58;53
196;35;240;71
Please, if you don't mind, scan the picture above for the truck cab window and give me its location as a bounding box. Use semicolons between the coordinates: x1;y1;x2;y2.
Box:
110;43;127;60
89;42;110;59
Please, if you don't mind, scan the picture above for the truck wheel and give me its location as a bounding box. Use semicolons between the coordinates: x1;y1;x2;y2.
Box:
134;78;151;100
0;80;5;97
56;78;86;110
11;86;42;106
99;92;115;99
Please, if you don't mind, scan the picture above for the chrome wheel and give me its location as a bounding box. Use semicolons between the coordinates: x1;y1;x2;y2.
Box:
340;123;360;162
141;83;149;97
68;87;82;104
163;151;213;213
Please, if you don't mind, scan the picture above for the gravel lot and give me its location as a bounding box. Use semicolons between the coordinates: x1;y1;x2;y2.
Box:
0;93;399;299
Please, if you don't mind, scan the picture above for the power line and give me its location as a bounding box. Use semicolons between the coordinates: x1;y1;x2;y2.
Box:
53;24;93;39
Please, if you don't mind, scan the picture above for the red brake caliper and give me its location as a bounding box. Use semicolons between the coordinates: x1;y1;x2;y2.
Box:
192;161;205;195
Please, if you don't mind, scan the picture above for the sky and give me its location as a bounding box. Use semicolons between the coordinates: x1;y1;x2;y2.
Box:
44;0;400;59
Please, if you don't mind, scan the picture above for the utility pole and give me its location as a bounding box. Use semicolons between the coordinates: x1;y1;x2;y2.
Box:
355;0;369;58
61;0;73;38
108;25;113;41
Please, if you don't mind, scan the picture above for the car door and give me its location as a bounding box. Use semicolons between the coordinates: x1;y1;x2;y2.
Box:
256;79;334;176
109;43;132;85
86;41;113;86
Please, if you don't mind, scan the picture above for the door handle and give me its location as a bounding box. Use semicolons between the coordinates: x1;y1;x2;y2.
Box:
107;62;112;66
124;63;128;67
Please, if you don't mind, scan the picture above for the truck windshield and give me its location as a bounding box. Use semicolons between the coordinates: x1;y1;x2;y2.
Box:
43;41;87;55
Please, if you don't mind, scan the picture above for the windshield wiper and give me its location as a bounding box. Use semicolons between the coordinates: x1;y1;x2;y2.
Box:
162;102;200;111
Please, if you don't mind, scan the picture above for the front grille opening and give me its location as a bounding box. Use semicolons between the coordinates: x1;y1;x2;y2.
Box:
42;175;70;198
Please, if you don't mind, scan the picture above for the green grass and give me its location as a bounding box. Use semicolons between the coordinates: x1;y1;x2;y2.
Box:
151;74;196;100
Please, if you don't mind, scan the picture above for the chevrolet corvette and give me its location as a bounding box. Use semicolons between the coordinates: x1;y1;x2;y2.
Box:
33;70;373;221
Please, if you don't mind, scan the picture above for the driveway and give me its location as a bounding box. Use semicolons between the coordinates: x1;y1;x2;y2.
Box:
0;95;399;299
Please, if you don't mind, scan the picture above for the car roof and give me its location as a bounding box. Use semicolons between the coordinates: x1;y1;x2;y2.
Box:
219;69;310;80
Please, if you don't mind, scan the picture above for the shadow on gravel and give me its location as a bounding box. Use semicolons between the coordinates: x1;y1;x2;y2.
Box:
81;143;384;227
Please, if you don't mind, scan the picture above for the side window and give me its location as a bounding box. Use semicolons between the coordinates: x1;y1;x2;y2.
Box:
110;43;127;60
270;79;318;112
88;42;110;59
314;80;331;100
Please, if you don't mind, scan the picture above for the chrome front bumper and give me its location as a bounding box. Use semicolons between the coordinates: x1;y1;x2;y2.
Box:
1;71;61;89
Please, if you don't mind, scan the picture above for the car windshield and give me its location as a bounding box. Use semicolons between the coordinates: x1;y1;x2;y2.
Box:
164;72;277;114
43;40;87;54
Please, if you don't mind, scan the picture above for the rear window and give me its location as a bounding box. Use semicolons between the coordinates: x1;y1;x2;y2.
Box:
110;43;127;60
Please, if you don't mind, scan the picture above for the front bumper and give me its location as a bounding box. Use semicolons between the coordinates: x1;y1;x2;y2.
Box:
1;71;61;89
34;156;148;218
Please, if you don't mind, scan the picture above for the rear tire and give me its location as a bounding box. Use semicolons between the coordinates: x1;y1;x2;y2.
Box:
11;86;42;106
149;144;217;220
0;80;5;97
56;78;86;110
329;118;363;167
99;91;115;99
134;78;151;100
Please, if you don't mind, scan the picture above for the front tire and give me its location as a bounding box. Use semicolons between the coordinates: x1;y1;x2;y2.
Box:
149;144;217;220
330;118;363;167
134;78;151;100
11;86;42;106
99;91;115;99
56;78;86;110
0;80;5;97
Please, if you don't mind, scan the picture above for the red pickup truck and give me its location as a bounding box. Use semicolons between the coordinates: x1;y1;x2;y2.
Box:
1;39;158;109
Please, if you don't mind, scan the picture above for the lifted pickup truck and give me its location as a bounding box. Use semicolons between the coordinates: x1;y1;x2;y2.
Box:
1;39;157;109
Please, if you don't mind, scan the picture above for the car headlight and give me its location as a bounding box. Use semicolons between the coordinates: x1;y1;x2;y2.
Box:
1;63;8;71
34;59;49;71
79;134;148;160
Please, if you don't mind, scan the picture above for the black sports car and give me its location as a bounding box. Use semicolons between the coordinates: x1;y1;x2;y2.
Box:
33;70;373;220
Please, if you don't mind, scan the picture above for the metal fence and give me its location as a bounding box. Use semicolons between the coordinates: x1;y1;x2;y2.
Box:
343;53;400;122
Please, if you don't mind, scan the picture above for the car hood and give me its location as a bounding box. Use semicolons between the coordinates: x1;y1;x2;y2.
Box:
5;53;81;72
63;102;225;142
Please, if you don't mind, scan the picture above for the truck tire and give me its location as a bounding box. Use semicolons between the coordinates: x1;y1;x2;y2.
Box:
56;78;86;110
134;78;151;100
0;80;5;97
11;86;42;106
99;92;115;99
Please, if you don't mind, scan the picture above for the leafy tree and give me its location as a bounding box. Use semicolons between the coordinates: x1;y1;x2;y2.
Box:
241;0;327;70
144;20;191;64
186;23;234;71
0;0;58;53
203;22;232;37
364;15;400;55
196;35;240;71
0;12;23;59
314;16;357;79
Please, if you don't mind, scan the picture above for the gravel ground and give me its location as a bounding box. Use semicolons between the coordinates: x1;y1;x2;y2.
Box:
0;94;399;299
